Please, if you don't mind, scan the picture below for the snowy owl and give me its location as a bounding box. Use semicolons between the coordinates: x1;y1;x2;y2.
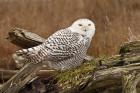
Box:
13;18;96;70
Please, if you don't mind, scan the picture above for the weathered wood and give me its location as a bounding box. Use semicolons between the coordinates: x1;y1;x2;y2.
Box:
0;63;43;93
1;61;140;93
122;71;140;93
7;28;45;48
3;28;140;93
0;69;55;82
58;63;140;93
0;28;49;93
119;41;140;54
100;52;140;68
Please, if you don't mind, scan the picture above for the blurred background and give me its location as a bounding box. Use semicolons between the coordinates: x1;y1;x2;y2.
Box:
0;0;140;69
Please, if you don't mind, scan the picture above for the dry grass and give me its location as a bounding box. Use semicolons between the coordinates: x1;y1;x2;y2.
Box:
0;0;140;68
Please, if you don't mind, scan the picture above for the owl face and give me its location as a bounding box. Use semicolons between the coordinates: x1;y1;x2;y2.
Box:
70;18;95;38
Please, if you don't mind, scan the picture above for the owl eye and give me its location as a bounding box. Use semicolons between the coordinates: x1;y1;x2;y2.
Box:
78;24;82;26
88;24;91;26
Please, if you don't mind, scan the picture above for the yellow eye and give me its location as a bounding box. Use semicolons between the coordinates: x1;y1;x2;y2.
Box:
78;24;82;26
88;24;91;26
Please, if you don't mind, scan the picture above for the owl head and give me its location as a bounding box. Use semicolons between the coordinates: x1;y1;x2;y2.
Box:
69;18;95;39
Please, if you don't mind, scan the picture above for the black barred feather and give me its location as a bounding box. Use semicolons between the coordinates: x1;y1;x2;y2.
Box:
14;28;90;70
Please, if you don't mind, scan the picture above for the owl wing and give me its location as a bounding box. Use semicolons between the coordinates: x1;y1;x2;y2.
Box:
43;28;81;61
14;28;82;62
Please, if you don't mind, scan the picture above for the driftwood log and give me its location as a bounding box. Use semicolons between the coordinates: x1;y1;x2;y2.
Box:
0;63;44;93
7;28;45;48
0;28;50;93
0;28;140;93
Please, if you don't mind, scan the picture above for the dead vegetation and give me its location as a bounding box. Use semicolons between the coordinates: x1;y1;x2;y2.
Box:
0;0;140;66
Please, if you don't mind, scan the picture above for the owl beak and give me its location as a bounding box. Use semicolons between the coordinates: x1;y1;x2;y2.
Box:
83;26;88;32
84;29;87;32
84;28;89;32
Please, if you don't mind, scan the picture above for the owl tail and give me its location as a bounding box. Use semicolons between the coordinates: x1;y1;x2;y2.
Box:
0;62;43;93
12;45;43;68
12;53;27;69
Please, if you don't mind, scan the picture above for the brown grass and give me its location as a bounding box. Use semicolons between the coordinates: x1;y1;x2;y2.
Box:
0;0;140;68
